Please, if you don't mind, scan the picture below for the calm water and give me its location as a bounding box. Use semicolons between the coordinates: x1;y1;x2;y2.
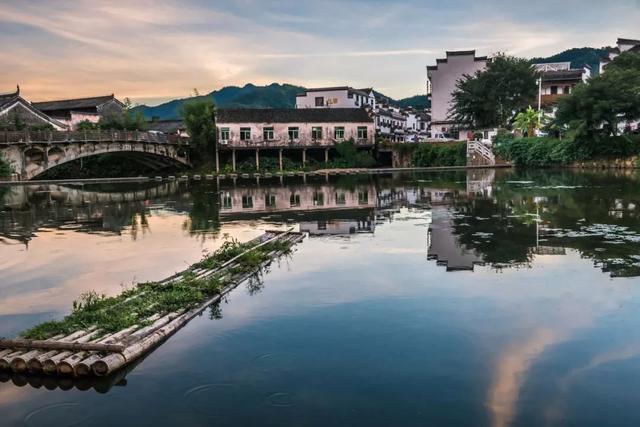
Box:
1;169;640;426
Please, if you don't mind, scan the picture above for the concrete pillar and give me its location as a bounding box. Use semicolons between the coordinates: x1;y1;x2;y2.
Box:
279;149;283;171
324;148;329;164
232;149;236;172
302;149;307;167
255;149;260;170
215;148;220;173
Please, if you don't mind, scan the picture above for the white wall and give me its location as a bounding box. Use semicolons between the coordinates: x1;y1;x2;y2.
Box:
428;53;487;124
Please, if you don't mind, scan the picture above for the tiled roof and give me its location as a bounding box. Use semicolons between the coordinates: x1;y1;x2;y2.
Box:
147;120;185;134
32;94;120;112
540;70;585;82
0;87;20;109
217;108;373;124
618;38;640;45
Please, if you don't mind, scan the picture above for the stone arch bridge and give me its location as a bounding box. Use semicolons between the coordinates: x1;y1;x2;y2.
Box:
0;130;190;180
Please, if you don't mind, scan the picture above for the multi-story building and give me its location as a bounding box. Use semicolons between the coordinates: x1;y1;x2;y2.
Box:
600;38;640;74
32;94;125;130
296;87;376;109
215;108;375;172
533;62;591;107
427;50;488;135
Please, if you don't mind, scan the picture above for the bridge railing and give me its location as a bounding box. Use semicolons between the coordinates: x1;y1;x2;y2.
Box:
0;130;186;145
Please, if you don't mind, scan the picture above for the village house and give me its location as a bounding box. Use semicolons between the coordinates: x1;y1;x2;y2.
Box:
600;38;640;74
32;94;125;130
427;50;488;137
296;87;376;109
215;108;375;172
533;62;591;107
0;86;66;130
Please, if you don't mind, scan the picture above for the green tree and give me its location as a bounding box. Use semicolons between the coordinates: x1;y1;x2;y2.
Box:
451;54;539;129
181;91;216;165
555;52;640;144
513;106;539;137
0;153;13;177
99;98;147;131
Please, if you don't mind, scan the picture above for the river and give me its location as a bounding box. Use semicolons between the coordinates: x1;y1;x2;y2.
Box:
1;169;640;426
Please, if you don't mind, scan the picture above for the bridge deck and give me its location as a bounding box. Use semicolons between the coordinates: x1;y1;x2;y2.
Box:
0;130;187;145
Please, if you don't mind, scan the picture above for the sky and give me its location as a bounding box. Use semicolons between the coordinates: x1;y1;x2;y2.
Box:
1;0;639;106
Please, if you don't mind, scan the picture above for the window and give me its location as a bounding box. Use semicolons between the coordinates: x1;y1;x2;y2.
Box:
357;127;368;139
290;193;300;207
550;86;558;95
240;127;251;141
313;192;324;206
334;126;345;140
358;191;369;205
563;86;571;95
220;127;230;141
483;130;489;140
242;195;253;209
265;194;276;208
312;127;323;140
317;221;327;231
315;97;324;107
221;193;232;209
335;193;346;205
288;127;299;141
263;127;274;141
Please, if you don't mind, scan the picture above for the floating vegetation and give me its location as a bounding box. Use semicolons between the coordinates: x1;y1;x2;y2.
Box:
0;230;305;378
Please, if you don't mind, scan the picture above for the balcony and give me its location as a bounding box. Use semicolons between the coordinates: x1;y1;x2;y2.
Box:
217;137;373;149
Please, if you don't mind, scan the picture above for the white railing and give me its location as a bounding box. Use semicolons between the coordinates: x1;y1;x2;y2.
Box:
467;141;495;166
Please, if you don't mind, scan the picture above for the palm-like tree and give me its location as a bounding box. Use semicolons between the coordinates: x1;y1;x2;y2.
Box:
514;106;539;137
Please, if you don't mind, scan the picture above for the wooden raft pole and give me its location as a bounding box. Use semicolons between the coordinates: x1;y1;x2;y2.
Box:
0;339;125;353
0;230;305;380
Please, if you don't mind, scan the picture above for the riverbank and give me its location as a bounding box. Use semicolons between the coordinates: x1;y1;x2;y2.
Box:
0;164;512;185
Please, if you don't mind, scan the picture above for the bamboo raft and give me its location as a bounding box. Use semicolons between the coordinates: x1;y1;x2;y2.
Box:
0;230;305;384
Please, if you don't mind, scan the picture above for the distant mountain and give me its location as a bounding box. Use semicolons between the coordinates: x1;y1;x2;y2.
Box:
135;83;429;120
134;83;304;120
531;47;609;74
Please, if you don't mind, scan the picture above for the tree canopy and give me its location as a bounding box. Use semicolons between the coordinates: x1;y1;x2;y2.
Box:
181;94;216;165
555;52;640;142
450;54;539;129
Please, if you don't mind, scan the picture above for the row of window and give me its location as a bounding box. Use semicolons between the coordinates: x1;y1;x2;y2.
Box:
220;126;368;142
221;192;370;209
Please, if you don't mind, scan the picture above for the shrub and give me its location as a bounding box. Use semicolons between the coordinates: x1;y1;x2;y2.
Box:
0;153;13;177
412;142;467;167
496;135;640;167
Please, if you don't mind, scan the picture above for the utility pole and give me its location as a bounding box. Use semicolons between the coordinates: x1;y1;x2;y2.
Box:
537;78;542;131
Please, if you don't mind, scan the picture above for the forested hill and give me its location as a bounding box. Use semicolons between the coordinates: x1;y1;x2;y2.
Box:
133;83;304;120
531;47;609;73
134;83;429;120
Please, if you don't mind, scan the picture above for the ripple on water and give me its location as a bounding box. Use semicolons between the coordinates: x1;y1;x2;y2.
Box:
252;353;298;373
24;402;92;427
183;383;247;417
267;392;295;408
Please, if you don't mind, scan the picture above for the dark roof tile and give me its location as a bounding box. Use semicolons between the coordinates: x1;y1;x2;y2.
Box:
217;108;373;124
33;94;121;111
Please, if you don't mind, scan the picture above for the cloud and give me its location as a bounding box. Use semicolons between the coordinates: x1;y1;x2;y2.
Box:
0;0;638;102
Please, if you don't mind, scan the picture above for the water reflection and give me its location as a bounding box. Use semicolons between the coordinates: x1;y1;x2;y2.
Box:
2;170;640;278
2;169;640;426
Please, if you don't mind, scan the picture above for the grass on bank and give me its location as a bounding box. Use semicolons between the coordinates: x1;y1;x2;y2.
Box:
22;238;294;340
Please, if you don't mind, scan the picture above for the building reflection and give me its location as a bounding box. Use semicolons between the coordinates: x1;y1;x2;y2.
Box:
2;168;640;276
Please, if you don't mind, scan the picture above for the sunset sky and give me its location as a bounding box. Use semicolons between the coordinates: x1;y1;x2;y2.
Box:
1;0;639;105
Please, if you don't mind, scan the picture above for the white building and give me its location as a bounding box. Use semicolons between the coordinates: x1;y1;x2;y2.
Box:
296;87;376;109
600;38;640;74
427;50;488;135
